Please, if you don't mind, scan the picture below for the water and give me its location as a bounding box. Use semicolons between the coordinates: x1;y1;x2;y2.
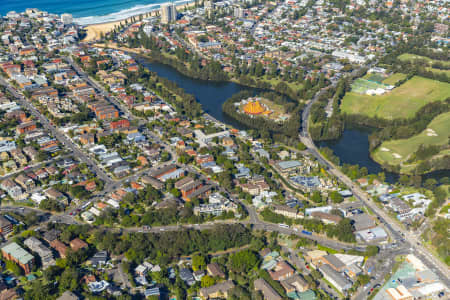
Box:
137;56;449;182
321;127;450;182
0;0;192;25
320;127;399;183
137;57;252;127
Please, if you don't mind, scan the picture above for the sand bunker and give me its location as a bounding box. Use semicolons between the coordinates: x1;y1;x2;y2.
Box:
425;128;438;137
393;153;402;159
381;147;390;152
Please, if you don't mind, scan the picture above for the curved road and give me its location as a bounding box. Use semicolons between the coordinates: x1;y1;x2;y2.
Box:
300;79;449;284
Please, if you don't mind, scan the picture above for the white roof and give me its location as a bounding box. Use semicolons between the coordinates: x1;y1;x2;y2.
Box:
107;199;120;209
334;254;364;266
135;264;148;273
89;207;101;216
387;285;413;300
406;254;427;271
417;282;447;296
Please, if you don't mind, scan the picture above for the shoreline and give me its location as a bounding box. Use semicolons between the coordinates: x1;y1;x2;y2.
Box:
82;1;196;42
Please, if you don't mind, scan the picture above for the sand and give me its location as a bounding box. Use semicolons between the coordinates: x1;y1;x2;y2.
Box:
83;2;195;42
84;21;122;42
425;128;438;137
393;153;402;159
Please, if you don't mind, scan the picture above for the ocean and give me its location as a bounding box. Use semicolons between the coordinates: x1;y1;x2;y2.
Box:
0;0;191;25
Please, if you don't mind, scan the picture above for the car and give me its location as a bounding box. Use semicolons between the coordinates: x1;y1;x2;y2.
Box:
370;288;374;292
69;212;73;215
160;228;165;231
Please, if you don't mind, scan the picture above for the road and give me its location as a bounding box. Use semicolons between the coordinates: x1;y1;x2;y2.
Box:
0;154;70;181
0;77;113;186
283;246;339;299
299;77;450;285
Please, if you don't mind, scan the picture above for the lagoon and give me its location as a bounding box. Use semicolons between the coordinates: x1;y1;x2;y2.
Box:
137;56;449;181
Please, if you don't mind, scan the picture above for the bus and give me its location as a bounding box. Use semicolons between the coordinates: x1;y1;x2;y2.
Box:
278;223;289;229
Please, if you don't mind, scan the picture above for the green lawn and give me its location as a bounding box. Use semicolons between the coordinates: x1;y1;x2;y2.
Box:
372;112;450;169
427;67;450;77
341;76;450;119
382;73;407;85
398;53;450;76
262;75;304;92
398;53;450;67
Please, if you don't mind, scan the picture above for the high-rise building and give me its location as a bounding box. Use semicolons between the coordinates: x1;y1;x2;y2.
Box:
61;13;73;24
160;3;177;24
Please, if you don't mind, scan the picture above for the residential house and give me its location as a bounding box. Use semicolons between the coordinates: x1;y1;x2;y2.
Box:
14;174;35;191
50;240;68;258
254;278;282;300
57;291;79;300
70;238;88;252
281;274;309;293
23;146;38;161
43;229;61;243
0;179;23;199
199;280;235;299
45;188;68;206
207;263;225;278
0;216;13;236
90;251;108;268
179;268;196;286
269;261;295;281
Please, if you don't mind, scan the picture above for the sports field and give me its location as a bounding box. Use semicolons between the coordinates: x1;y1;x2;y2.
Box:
341;76;450;119
372;112;450;170
382;73;407;85
350;78;389;94
365;73;386;83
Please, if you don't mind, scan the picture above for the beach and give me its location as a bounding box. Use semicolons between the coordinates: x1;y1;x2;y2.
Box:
83;2;195;42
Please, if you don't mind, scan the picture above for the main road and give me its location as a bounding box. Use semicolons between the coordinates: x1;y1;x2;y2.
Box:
300;78;449;284
0;77;113;186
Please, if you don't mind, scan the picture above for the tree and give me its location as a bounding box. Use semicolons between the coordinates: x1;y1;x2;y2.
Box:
311;191;322;203
192;255;206;271
170;188;181;198
6;260;22;276
365;245;379;257
424;178;437;190
310;269;322;281
36;150;48;162
329;191;344;203
229;250;259;273
297;142;306;151
59;268;80;292
201;275;216;287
